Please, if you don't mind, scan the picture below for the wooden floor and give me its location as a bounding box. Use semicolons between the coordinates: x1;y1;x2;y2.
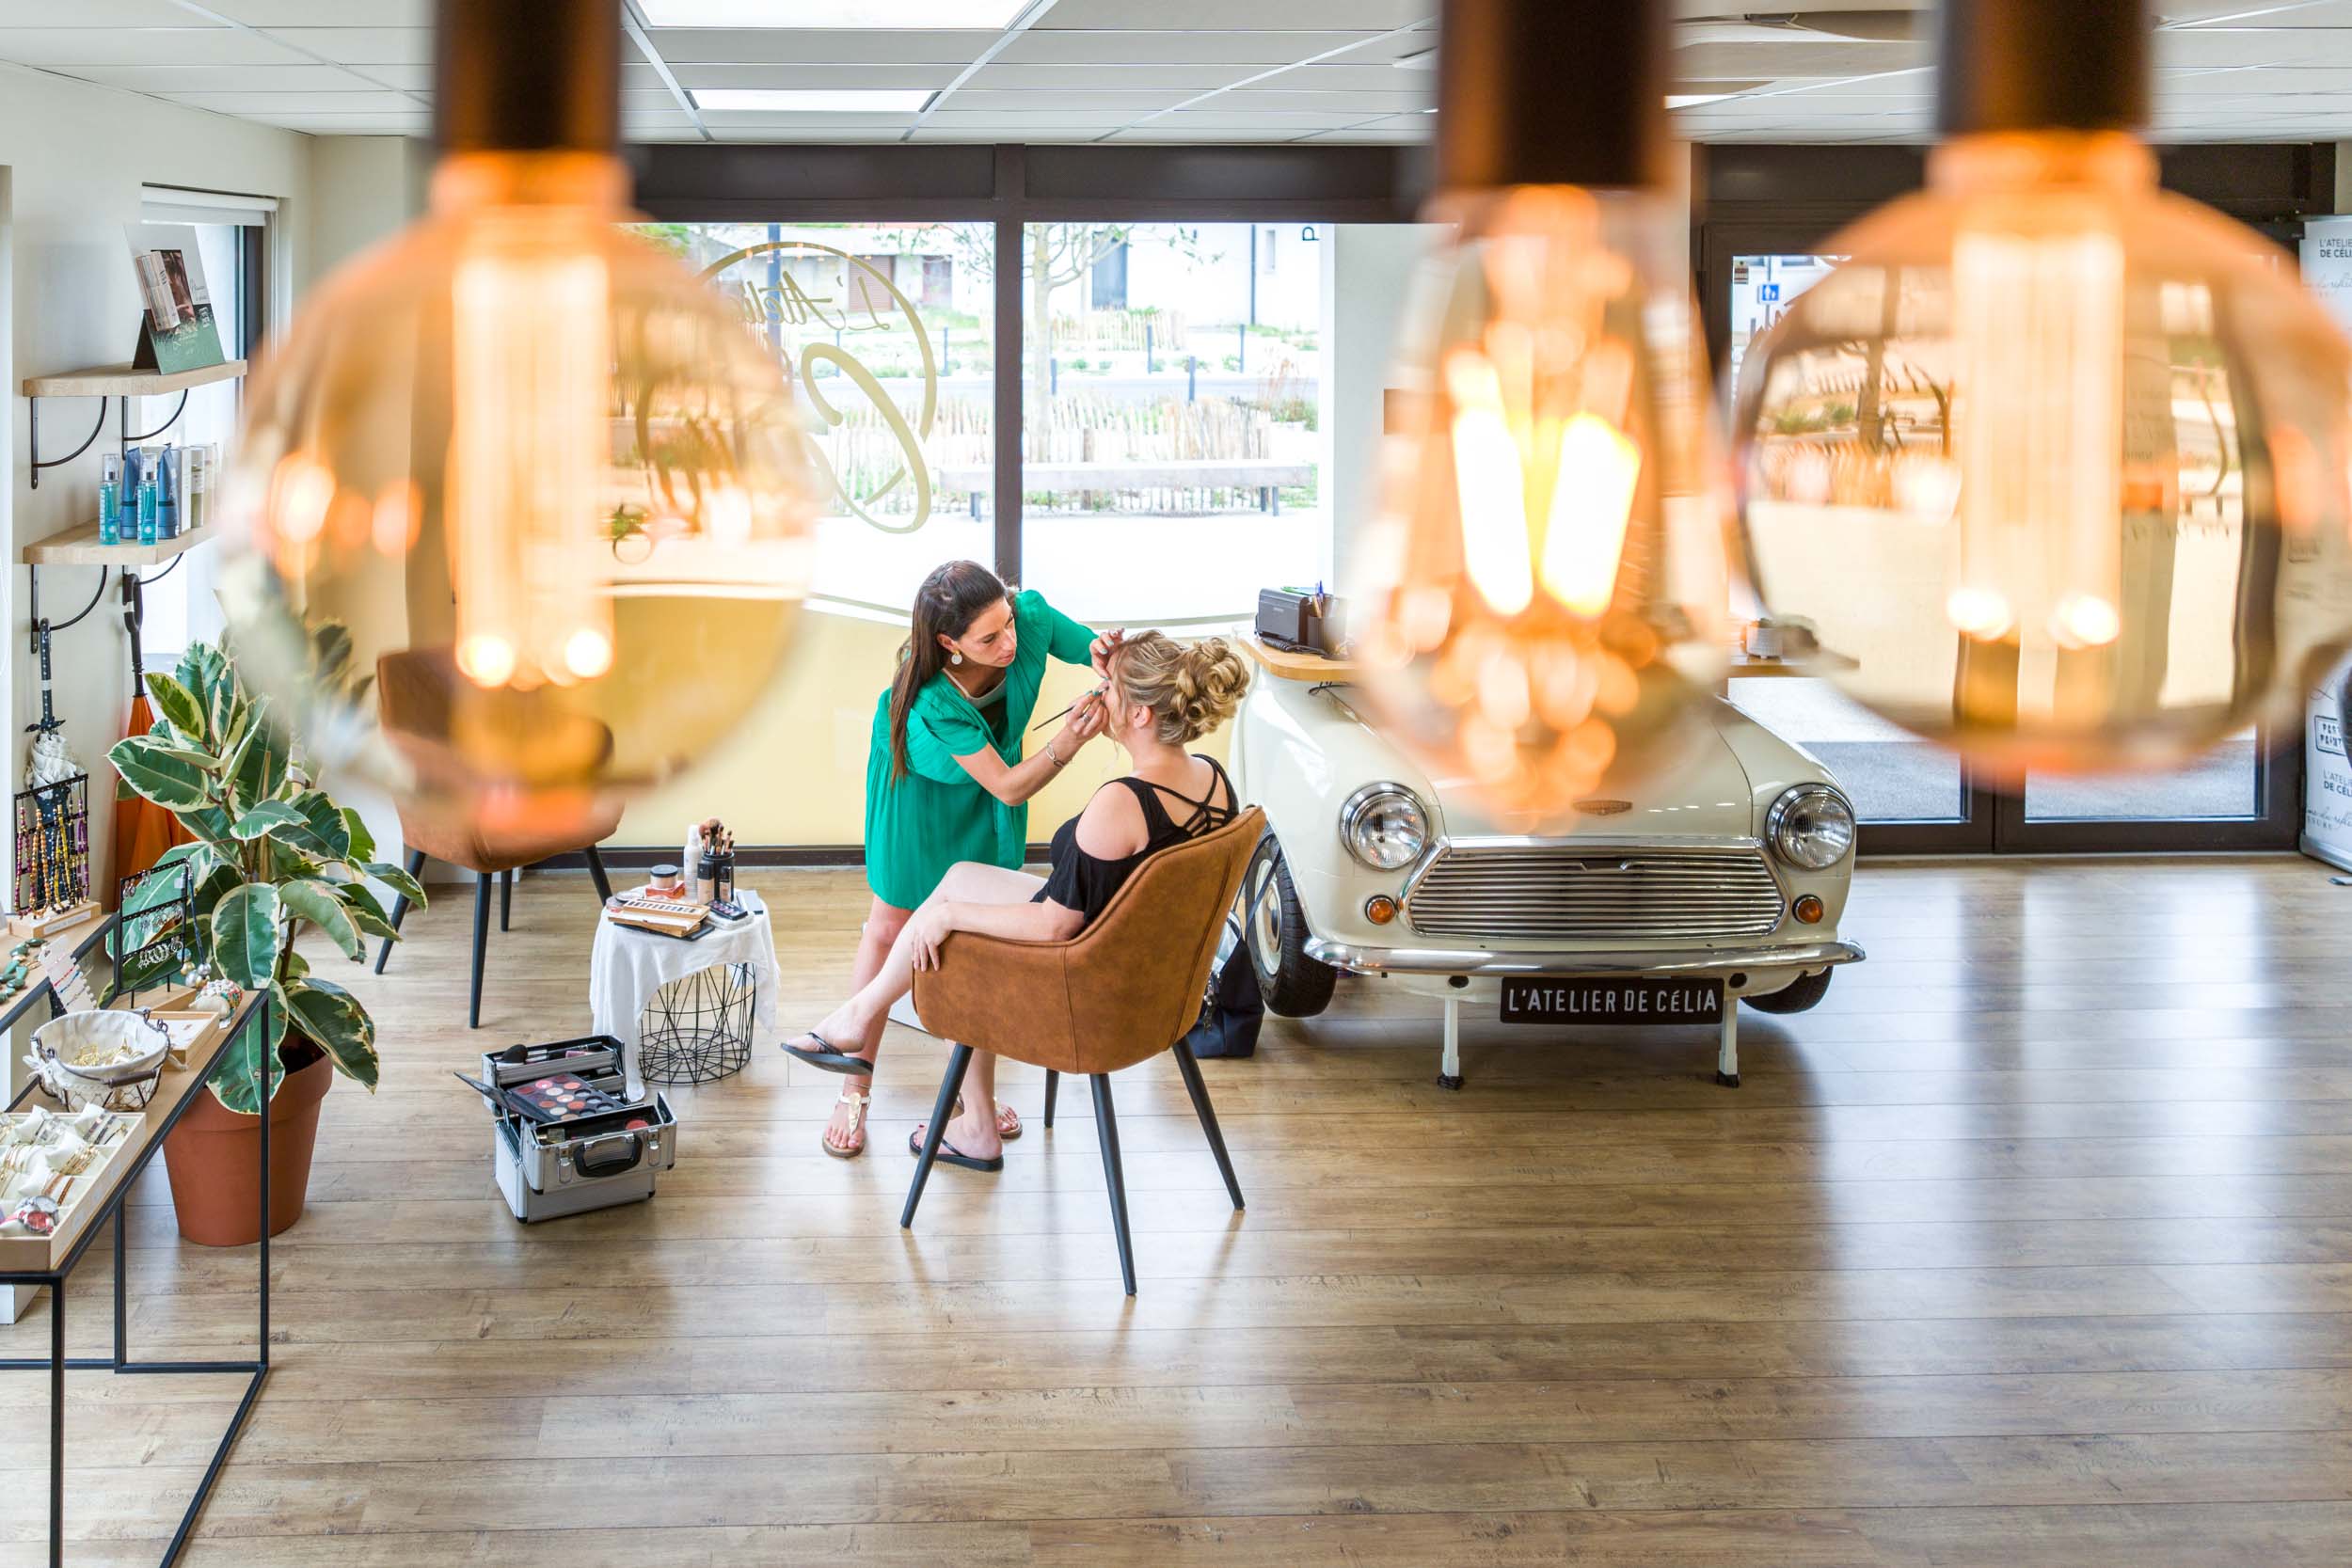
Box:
8;855;2352;1564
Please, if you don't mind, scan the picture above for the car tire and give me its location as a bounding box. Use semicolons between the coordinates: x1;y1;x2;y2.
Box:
1743;968;1833;1014
1242;832;1338;1019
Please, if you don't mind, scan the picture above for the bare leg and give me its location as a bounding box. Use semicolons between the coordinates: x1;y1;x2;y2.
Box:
813;897;910;1157
817;863;1043;1049
930;1047;1003;1161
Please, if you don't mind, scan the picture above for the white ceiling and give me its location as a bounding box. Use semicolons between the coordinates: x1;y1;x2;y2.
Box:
1;1;2350;146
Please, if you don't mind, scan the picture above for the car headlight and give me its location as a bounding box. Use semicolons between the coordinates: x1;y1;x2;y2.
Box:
1339;783;1429;872
1767;784;1856;871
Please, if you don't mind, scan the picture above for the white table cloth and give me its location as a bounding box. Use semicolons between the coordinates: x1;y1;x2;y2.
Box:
589;890;782;1092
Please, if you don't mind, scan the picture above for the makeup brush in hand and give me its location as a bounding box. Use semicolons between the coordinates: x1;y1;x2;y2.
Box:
1031;687;1104;733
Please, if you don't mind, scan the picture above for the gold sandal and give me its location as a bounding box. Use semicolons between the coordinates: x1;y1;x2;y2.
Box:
822;1085;869;1159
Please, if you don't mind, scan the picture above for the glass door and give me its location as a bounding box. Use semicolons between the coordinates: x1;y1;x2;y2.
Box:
1708;226;2300;855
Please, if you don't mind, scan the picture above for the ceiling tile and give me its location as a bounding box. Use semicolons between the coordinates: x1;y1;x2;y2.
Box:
1040;0;1433;26
996;29;1395;66
262;27;433;65
165;89;419;113
0;0;193;24
645;27;982;63
208;1;430;21
0;26;302;65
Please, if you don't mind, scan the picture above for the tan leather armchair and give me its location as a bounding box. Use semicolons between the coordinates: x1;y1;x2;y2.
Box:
907;807;1264;1294
371;650;625;1028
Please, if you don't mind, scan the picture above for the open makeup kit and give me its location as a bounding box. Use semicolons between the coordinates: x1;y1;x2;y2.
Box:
453;1036;676;1223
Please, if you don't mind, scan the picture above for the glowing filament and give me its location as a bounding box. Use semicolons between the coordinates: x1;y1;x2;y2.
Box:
449;246;613;690
1540;413;1642;618
1951;225;2125;653
1445;350;1535;616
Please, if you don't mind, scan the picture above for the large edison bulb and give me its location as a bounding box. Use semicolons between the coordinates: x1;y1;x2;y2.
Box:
1356;185;1736;816
221;153;816;836
1733;133;2352;779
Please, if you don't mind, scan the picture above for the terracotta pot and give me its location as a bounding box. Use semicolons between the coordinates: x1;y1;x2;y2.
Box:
162;1047;334;1246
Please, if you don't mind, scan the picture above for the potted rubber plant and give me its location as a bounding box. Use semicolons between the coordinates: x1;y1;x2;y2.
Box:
108;633;424;1244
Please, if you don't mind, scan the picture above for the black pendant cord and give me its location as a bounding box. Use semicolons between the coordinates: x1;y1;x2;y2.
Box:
1937;0;2151;135
435;0;622;156
1437;0;1671;191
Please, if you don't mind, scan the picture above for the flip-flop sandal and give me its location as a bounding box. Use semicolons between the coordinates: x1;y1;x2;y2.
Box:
955;1095;1021;1140
783;1030;874;1076
822;1086;869;1160
908;1124;1004;1173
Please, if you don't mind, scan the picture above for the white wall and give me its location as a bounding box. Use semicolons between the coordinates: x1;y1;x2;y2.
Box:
1320;222;1447;587
308;135;430;277
5;68;315;895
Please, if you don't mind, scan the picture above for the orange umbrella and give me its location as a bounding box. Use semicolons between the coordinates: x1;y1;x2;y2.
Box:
107;577;188;907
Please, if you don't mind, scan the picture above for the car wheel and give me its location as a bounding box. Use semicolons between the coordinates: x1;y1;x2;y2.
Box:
1743;968;1833;1014
1242;831;1337;1018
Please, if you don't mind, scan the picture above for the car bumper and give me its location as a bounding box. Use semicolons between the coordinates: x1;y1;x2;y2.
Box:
1303;937;1867;978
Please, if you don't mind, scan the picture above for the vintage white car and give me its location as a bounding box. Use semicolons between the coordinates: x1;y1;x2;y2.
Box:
1227;652;1865;1088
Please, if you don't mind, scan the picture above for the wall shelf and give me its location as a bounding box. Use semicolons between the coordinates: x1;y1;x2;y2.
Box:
21;359;246;399
21;520;213;568
21;357;245;493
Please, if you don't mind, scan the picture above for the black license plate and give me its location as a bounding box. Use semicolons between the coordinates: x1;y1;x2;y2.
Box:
1499;976;1724;1026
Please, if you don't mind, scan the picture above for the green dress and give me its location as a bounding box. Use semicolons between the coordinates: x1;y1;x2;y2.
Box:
863;589;1097;910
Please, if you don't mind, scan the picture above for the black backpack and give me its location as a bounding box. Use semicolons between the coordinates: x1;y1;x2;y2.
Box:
1182;914;1263;1059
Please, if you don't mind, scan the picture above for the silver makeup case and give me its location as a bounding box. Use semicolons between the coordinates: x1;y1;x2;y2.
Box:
469;1037;676;1223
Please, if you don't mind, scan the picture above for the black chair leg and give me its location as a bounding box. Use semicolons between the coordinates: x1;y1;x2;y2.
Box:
901;1042;975;1229
583;844;614;904
500;868;513;932
1091;1074;1136;1295
374;847;426;974
1172;1039;1244;1212
469;871;492;1030
1042;1069;1057;1130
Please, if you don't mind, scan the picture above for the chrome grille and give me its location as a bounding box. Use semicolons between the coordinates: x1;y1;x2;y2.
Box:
1404;843;1785;942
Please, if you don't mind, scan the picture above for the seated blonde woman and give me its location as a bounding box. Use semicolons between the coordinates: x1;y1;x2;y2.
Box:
785;631;1249;1170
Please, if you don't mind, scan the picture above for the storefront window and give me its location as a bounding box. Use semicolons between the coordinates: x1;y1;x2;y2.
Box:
638;221;996;613
1018;221;1331;631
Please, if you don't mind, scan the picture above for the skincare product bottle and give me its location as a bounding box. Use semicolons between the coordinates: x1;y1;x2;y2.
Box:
155;443;178;539
136;478;159;546
98;453;120;546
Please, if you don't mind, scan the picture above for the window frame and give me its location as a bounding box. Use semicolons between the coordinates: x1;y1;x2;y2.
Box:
633;142;1417;587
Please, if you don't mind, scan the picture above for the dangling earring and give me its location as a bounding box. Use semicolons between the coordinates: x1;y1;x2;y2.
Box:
950;651;963;666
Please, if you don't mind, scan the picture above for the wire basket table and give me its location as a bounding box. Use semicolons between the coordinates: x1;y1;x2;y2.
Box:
590;889;780;1094
637;960;757;1085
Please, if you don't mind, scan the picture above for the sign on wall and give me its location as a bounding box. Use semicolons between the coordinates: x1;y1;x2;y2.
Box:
2297;218;2352;869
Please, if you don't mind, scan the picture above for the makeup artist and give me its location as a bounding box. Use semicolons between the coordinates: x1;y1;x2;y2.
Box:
784;559;1120;1158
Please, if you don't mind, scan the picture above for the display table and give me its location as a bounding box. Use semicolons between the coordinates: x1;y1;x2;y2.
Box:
1;916;272;1568
589;890;781;1090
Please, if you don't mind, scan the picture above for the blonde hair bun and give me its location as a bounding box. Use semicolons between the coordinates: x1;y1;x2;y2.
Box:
1112;631;1252;745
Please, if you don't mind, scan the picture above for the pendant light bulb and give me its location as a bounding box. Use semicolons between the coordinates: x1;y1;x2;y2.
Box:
1731;0;2352;780
220;0;816;839
1353;0;1737;822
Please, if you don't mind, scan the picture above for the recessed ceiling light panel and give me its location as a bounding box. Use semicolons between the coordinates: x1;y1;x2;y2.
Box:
642;1;1029;25
691;88;936;113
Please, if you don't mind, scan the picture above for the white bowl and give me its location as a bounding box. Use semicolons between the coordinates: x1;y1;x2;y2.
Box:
33;1011;170;1092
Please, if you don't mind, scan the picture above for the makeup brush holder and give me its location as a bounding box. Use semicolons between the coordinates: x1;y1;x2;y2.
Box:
698;852;735;906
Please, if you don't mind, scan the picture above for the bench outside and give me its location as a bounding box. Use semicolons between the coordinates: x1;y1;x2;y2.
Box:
934;458;1315;517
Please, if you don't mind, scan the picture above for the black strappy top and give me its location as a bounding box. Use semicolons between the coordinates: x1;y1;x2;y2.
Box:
1034;756;1237;929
